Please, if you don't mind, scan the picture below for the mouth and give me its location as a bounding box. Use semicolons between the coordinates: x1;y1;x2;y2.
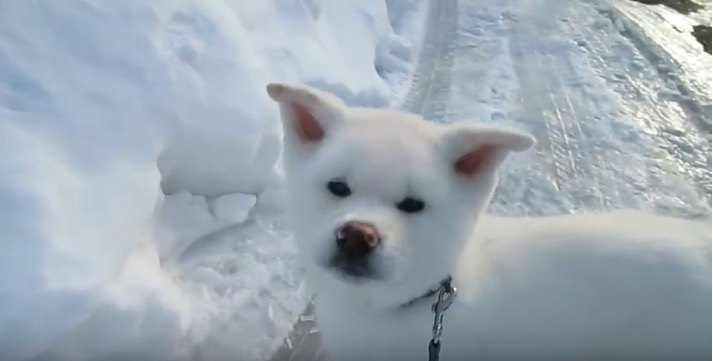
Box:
323;253;384;282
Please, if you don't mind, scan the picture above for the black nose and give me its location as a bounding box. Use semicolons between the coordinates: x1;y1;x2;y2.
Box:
335;221;380;259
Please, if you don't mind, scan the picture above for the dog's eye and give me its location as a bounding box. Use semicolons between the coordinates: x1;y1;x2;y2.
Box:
396;197;425;213
327;180;351;198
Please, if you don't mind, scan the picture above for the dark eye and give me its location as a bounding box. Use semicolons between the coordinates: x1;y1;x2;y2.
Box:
396;197;425;213
327;180;351;198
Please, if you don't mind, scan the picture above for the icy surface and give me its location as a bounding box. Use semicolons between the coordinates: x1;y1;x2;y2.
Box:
611;0;711;124
400;0;711;219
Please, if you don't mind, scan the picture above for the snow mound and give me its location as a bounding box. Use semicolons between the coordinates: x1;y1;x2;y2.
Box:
0;0;427;360
211;193;257;223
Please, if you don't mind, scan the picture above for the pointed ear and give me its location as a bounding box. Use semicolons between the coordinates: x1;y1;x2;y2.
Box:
266;83;345;144
441;124;535;177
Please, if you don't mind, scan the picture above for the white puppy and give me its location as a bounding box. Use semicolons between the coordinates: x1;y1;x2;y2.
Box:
267;83;711;361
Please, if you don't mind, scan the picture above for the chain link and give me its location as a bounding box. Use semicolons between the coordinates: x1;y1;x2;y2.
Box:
428;278;457;361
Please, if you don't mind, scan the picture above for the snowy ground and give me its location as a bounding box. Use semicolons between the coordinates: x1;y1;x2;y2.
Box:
0;0;709;360
399;0;710;221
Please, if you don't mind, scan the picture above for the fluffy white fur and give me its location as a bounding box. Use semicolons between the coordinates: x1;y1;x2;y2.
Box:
268;83;711;361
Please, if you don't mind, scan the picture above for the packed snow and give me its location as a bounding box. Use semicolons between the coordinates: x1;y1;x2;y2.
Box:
1;0;710;360
0;1;427;360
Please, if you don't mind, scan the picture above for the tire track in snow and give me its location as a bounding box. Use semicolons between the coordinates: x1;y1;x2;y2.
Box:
399;0;459;120
503;1;630;214
400;0;709;218
501;0;710;218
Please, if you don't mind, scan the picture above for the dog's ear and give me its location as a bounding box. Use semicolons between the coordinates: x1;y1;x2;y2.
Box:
266;83;345;145
441;124;535;177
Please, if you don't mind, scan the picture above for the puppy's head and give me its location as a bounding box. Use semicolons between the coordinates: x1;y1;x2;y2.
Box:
267;83;534;305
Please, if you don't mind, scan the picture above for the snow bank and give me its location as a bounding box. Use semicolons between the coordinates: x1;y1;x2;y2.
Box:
0;0;426;360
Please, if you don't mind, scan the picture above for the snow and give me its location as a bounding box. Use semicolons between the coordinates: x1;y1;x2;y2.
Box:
608;0;711;126
211;193;257;224
405;0;711;220
0;1;427;360
1;0;709;359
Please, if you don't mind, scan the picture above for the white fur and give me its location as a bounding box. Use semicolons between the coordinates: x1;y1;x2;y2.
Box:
268;83;711;361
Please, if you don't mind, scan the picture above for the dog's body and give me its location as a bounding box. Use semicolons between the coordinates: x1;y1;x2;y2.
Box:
267;83;711;361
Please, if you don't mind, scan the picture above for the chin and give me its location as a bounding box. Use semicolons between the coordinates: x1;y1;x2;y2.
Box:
322;258;385;283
